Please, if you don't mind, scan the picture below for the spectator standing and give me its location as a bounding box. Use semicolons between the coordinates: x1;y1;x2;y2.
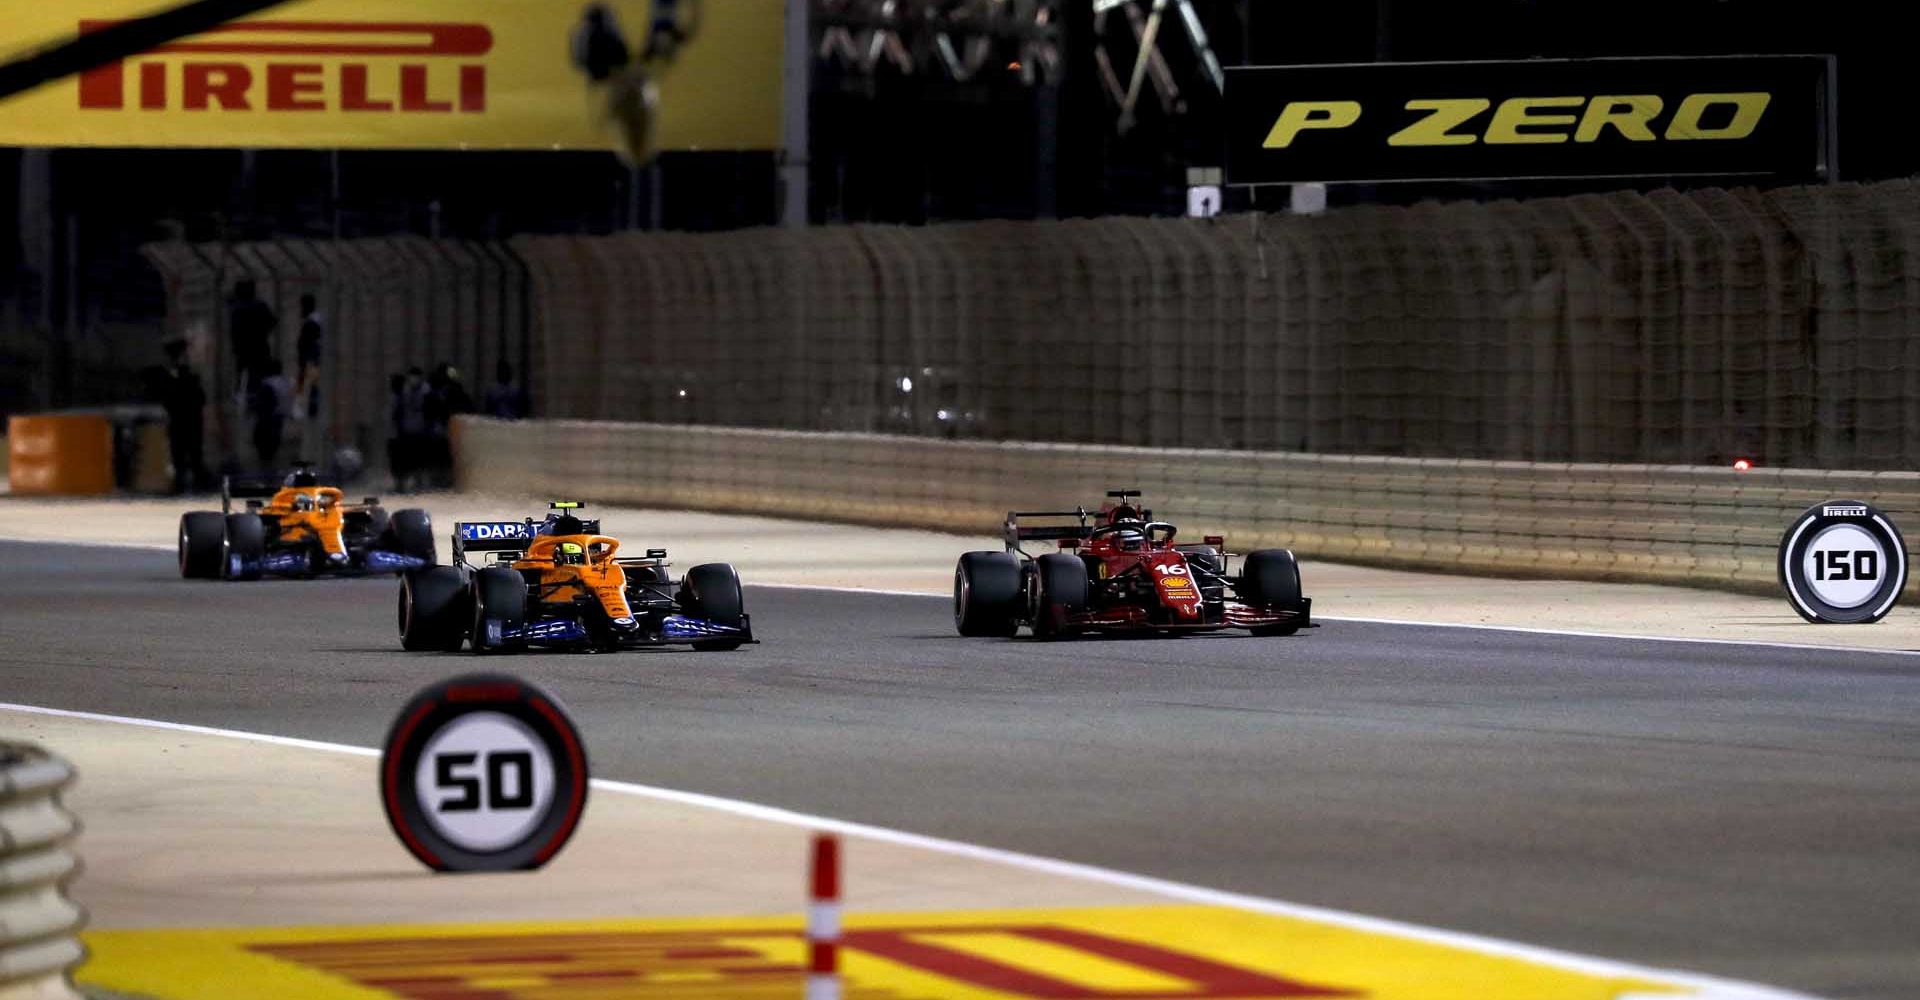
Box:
483;360;528;419
250;359;293;468
295;294;324;420
391;367;432;492
157;338;208;493
227;280;277;395
424;362;474;488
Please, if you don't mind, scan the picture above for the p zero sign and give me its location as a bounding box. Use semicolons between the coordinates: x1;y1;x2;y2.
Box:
381;673;589;872
1224;56;1835;185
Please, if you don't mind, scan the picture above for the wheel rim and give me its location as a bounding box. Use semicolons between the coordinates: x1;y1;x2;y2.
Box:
954;567;970;627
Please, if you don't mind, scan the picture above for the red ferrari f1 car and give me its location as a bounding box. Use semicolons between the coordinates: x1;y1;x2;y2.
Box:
953;490;1311;639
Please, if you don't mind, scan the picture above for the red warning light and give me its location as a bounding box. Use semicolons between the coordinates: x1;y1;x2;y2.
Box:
1733;458;1753;471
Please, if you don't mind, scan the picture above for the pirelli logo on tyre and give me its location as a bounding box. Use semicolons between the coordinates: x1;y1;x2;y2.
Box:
1225;55;1834;185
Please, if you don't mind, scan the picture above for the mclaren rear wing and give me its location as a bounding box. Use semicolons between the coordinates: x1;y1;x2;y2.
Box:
451;517;614;565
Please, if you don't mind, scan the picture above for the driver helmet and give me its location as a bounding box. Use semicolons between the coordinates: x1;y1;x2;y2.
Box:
554;541;587;566
549;513;586;536
1112;526;1146;550
291;493;315;512
284;467;319;488
1108;504;1141;524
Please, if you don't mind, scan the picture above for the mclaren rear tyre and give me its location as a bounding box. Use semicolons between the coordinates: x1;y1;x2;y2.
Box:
179;512;225;579
470;566;528;655
1031;552;1089;640
682;563;746;651
221;513;266;581
399;566;469;652
388;508;437;565
1240;548;1303;637
954;551;1021;637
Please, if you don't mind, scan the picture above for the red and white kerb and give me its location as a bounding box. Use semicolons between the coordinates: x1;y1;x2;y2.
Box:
807;832;842;1000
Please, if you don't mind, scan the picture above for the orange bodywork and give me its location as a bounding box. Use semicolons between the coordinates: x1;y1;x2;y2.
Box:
259;486;349;558
512;534;634;620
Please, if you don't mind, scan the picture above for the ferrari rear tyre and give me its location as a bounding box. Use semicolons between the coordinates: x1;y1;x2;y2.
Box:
1175;543;1221;576
683;563;746;651
470;566;528;655
179;512;225;579
222;513;266;580
954;551;1021;637
400;567;468;651
1031;552;1089;639
388;508;436;564
1240;548;1302;636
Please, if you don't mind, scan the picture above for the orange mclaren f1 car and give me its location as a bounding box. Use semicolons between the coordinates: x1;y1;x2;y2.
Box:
178;464;436;579
397;501;753;653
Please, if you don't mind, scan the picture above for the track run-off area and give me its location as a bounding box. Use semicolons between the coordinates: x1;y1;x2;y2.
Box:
2;522;1918;1000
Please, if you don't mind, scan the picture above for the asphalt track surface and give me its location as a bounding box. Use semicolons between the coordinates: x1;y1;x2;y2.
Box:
3;542;1918;999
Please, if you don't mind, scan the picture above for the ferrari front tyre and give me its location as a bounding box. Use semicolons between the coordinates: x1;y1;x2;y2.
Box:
470;566;528;655
388;508;437;565
682;563;746;651
1032;552;1089;640
222;512;266;580
954;551;1020;637
1239;548;1303;636
400;567;469;651
179;511;225;579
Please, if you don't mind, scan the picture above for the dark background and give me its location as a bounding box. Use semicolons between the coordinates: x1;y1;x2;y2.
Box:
1;0;1912;415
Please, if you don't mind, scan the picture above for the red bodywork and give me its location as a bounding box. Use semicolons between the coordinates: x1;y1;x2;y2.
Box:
1045;504;1301;632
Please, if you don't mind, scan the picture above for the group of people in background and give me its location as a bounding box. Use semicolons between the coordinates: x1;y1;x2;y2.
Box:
389;358;528;493
148;279;529;494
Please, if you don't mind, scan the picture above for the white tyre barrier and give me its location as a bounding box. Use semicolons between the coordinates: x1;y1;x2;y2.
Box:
0;744;84;1000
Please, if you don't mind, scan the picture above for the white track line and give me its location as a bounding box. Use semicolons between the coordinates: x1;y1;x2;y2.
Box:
0;700;1816;999
10;535;1910;656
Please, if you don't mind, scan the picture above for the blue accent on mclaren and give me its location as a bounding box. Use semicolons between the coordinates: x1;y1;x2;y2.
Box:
661;615;747;640
459;521;532;542
363;549;430;572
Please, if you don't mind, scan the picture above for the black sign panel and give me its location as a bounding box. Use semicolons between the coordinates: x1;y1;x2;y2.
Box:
1225;56;1833;185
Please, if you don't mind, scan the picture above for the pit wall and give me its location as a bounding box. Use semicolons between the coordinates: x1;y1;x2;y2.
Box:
454;417;1920;597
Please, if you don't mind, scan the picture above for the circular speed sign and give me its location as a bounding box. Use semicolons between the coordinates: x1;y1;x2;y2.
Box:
1778;500;1909;624
381;673;589;872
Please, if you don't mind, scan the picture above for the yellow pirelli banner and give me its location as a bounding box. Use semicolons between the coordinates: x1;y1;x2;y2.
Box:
0;0;781;150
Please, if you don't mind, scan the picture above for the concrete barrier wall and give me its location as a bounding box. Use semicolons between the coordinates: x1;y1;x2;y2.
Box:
457;417;1920;596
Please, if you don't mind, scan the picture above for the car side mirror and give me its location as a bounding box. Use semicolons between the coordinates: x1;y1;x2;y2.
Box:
646;548;668;559
363;497;381;506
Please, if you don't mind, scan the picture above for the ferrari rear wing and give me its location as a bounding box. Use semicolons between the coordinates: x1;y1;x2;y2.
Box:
1004;509;1093;555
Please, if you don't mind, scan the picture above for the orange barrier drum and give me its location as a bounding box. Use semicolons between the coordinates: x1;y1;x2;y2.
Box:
7;414;114;495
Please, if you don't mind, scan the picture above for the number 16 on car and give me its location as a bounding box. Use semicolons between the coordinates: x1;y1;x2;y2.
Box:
380;673;590;872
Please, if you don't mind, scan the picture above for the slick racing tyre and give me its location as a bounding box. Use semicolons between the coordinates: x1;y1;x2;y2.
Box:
470;566;528;655
682;563;746;651
388;508;437;565
179;511;225;579
400;567;469;651
954;551;1021;637
1239;548;1302;636
222;512;266;580
1031;552;1089;640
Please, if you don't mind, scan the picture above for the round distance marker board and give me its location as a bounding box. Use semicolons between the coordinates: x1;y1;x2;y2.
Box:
381;673;589;872
1779;500;1909;624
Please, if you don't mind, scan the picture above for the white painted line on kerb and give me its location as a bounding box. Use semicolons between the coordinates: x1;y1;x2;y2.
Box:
9;536;1911;658
0;701;1817;1000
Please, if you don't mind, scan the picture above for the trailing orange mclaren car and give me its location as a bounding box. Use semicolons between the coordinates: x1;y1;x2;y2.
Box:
178;463;436;579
